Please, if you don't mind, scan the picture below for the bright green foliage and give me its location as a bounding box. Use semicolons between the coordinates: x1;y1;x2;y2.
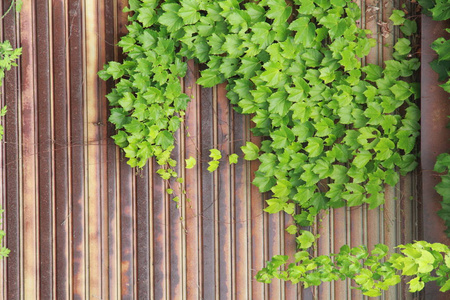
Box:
101;0;424;292
435;153;450;236
207;149;222;172
228;153;239;164
185;156;196;169
257;240;450;295
101;0;420;227
0;40;22;140
389;9;406;25
0;26;21;261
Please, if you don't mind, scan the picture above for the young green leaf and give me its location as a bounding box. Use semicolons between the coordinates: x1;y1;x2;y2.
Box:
185;156;196;169
229;153;239;164
209;149;222;160
207;160;220;173
241;142;260;161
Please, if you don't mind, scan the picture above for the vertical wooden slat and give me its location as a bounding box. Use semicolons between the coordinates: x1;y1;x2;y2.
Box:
84;0;103;298
169;118;183;300
152;160;168;300
97;1;111;298
250;125;265;299
233;111;249;300
333;207;348;299
136;166;150;298
185;60;200;300
267;213;281;299
119;160;134;299
3;0;21;298
52;1;70;298
317;209;331;300
21;0;39;297
217;82;233;299
284;214;298;300
68;0;86;298
200;86;216;300
35;0;53;298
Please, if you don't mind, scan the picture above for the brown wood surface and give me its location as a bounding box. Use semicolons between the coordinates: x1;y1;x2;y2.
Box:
0;1;427;299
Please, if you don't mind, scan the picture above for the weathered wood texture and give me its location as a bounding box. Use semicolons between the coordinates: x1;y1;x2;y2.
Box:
0;1;424;299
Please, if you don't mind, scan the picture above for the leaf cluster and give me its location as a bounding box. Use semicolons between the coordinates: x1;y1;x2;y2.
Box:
435;153;450;237
257;239;450;295
101;1;420;226
0;38;20;260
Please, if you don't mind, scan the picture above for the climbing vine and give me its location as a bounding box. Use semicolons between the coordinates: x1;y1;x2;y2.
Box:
100;0;420;222
257;237;450;296
0;0;22;259
97;0;449;295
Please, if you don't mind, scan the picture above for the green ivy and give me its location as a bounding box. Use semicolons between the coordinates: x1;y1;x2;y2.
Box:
99;0;431;295
100;0;420;225
0;1;22;259
435;153;450;236
257;238;450;296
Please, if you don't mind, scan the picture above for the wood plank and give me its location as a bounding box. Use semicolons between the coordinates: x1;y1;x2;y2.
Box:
35;0;53;297
185;60;200;300
52;0;71;298
21;0;39;297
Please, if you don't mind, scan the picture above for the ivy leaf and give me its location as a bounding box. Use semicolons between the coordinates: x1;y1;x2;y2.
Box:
268;91;291;117
394;38;412;56
105;61;124;80
389;10;405;25
264;198;286;214
440;279;450;292
353;150;372;169
301;49;323;68
159;11;184;32
209;149;222;160
289;17;316;47
297;231;315;249
431;37;450;62
237;56;261;79
285;225;298;235
400;20;417;36
270;126;294;149
197;69;224;87
408;277;425;293
340;49;360;71
241;142;260;161
260;61;287;88
207;160;220;172
362;64;383;81
390;81;412;100
305;137;324;158
251;22;275;49
178;0;200;24
155;130;174;150
374;138;395;161
185;156;196;169
229;153;239;164
253;171;276;192
430;59;450;82
137;7;157;27
109;108;129;129
434;153;450;173
430;1;450;21
363;289;382;297
156;168;171;180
